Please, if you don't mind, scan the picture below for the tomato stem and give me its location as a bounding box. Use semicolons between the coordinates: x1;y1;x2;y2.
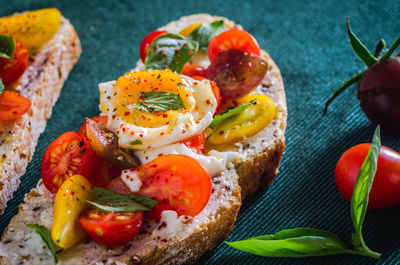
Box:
381;36;400;60
374;39;386;58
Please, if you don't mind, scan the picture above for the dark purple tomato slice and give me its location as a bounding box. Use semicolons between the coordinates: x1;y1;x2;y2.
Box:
205;49;268;100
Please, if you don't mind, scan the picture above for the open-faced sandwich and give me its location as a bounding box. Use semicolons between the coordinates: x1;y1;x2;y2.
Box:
0;14;286;265
0;8;81;212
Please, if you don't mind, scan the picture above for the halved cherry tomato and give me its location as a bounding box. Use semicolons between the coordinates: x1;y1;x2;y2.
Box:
208;29;261;62
78;115;108;137
79;116;121;187
108;154;212;220
0;91;31;120
181;64;206;77
0;39;28;86
79;208;143;247
181;132;205;154
41;131;94;193
191;75;221;114
139;30;168;62
335;143;400;209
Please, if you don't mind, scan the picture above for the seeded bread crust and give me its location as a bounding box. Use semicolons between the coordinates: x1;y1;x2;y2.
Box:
0;17;82;212
0;14;286;265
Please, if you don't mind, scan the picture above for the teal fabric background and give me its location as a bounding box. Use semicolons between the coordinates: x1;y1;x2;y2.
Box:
1;0;400;264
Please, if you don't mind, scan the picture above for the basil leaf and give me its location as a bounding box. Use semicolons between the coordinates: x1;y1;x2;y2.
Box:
144;33;198;73
226;228;353;257
134;91;185;113
130;139;142;146
0;78;4;94
209;101;255;129
27;224;58;263
350;126;381;259
188;20;226;50
88;187;158;212
0;35;15;59
346;18;377;67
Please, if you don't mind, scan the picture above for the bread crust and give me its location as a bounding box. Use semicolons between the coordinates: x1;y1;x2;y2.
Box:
0;14;286;265
0;17;82;212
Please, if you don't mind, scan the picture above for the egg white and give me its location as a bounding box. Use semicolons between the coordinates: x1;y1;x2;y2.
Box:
99;75;217;150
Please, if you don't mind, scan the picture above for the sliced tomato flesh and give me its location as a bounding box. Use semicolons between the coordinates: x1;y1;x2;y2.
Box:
41;131;94;193
0;39;28;86
0;91;31;120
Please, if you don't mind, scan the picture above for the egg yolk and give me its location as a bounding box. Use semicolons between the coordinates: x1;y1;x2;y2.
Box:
112;70;194;128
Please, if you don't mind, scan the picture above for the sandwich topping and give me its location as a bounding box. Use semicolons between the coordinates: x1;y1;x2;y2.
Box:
34;18;278;259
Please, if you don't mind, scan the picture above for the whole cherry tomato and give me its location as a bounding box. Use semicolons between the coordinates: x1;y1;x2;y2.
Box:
108;154;212;220
79;208;143;247
139;30;168;62
208;29;261;62
0;39;28;86
335;143;400;209
0;91;31;120
41;131;94;193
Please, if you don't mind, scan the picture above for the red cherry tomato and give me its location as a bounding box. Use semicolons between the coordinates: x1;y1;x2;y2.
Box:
191;75;221;114
181;132;205;154
181;64;207;77
0;91;31;120
208;29;261;62
108;154;212;220
139;30;168;62
41;131;94;193
0;39;28;86
335;143;400;209
79;208;143;247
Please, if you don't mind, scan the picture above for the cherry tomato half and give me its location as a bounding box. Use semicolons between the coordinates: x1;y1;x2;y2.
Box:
0;39;28;86
108;154;212;220
79;208;143;247
191;75;221;114
41;131;94;193
78;115;108;137
208;29;261;62
0;91;31;120
139;30;168;62
181;132;205;154
335;143;400;209
181;64;207;77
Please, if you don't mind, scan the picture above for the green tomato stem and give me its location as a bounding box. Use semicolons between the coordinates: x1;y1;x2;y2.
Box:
323;71;363;115
374;39;386;57
381;36;400;60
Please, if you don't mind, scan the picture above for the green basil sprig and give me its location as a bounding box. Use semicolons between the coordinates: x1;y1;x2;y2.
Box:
134;91;185;113
188;20;226;50
226;126;382;260
27;224;58;263
87;187;158;212
144;33;198;73
0;35;15;59
208;101;256;129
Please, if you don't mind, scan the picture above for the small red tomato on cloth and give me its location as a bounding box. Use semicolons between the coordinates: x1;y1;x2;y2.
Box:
335;143;400;209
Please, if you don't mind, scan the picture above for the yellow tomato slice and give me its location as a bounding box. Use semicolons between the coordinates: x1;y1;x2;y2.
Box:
0;8;61;53
179;22;203;37
207;94;276;145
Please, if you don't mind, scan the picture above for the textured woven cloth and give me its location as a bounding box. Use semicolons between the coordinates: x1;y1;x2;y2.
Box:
1;0;400;264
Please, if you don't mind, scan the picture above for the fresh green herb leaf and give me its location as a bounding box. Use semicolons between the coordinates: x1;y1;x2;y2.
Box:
130;139;142;146
144;33;199;73
88;187;158;212
226;228;355;257
381;36;400;60
350;126;381;259
374;39;386;58
346;18;378;67
27;224;58;263
188;20;226;50
134;91;185;113
0;35;15;59
323;71;363;115
209;101;255;129
0;78;4;94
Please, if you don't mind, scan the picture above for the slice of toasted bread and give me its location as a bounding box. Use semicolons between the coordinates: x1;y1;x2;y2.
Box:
0;14;286;265
0;17;82;213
